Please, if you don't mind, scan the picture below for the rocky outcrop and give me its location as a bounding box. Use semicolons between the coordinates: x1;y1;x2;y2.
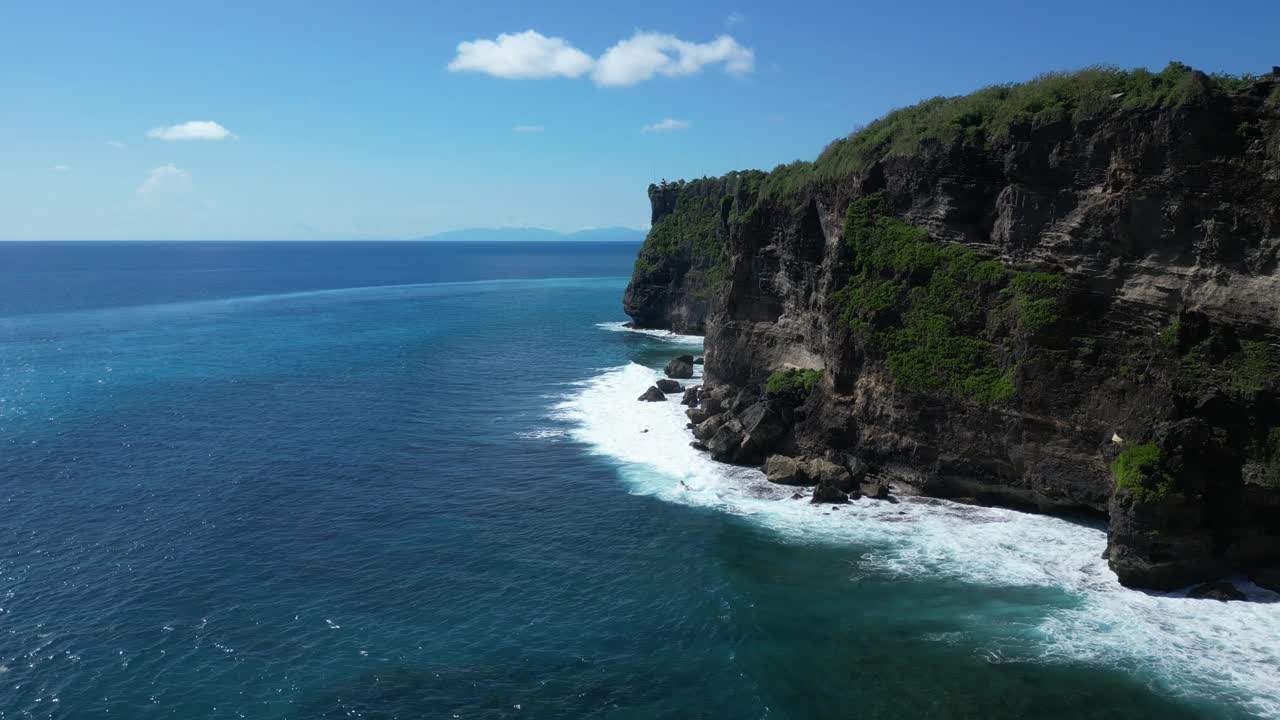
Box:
637;386;666;402
811;482;850;505
625;64;1280;590
664;355;695;379
765;454;859;491
623;176;759;334
1187;581;1247;601
655;379;682;393
764;455;812;486
859;476;890;500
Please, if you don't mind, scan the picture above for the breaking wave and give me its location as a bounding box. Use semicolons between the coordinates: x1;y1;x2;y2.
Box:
557;360;1280;718
595;321;705;345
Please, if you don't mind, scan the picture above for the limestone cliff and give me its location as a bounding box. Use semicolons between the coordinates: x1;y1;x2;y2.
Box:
623;64;1280;590
622;173;764;334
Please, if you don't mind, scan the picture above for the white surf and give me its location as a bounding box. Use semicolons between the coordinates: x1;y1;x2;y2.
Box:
557;358;1280;718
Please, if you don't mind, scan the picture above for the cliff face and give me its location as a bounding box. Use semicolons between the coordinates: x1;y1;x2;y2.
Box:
623;65;1280;590
623;174;760;334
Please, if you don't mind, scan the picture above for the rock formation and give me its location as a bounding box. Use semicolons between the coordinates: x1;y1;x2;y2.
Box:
637;386;666;402
663;355;695;379
623;64;1280;591
655;378;682;393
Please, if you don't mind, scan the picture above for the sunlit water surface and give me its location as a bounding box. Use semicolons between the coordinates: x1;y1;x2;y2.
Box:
1;241;1276;719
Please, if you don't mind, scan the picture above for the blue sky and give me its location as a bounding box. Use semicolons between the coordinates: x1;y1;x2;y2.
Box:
2;0;1276;240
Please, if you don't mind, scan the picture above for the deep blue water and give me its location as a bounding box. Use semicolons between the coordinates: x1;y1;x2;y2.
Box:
1;241;1277;719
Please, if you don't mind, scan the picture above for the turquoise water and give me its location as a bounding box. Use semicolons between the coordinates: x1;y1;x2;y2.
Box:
1;242;1277;719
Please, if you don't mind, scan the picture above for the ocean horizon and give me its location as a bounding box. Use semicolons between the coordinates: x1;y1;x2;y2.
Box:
11;2;1280;715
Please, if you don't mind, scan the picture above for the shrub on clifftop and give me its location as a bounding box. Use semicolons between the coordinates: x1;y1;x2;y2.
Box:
814;62;1258;181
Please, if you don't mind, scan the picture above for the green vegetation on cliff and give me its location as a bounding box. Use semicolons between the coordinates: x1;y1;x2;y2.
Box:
633;184;721;276
1111;443;1172;500
833;194;1063;404
756;161;813;204
1162;320;1280;399
1009;271;1066;333
652;64;1266;220
765;368;823;394
1258;427;1280;488
814;63;1258;182
633;172;768;289
1231;340;1280;396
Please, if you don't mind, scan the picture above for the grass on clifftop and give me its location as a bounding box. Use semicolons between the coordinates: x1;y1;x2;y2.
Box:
756;161;813;204
656;64;1263;212
832;194;1064;404
813;62;1258;181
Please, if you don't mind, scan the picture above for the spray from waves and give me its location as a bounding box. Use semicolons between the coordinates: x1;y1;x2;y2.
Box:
595;321;704;346
555;361;1280;718
516;429;567;441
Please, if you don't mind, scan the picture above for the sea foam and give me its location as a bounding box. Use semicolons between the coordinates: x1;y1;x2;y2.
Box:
595;321;705;346
556;359;1280;718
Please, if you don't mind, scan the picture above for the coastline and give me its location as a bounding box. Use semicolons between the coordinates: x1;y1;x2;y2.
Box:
561;323;1280;718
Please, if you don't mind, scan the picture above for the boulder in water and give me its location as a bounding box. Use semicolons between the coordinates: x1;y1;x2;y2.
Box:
664;355;695;379
656;378;682;393
811;481;850;504
686;407;708;424
694;357;704;365
859;477;890;499
637;386;666;402
681;386;701;406
1187;581;1246;601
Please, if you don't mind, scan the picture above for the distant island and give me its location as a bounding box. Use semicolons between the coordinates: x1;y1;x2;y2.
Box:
418;227;645;243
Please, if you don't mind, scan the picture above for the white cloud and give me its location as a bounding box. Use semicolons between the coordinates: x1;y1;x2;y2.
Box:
641;118;690;133
51;164;71;172
137;163;192;203
146;121;235;141
513;125;545;133
448;30;754;87
107;140;126;149
448;30;592;79
593;32;753;86
725;12;746;26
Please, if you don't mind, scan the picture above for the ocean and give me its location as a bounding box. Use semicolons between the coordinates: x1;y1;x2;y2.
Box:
0;241;1277;719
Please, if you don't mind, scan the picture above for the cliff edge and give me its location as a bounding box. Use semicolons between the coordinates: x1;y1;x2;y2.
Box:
623;63;1280;590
